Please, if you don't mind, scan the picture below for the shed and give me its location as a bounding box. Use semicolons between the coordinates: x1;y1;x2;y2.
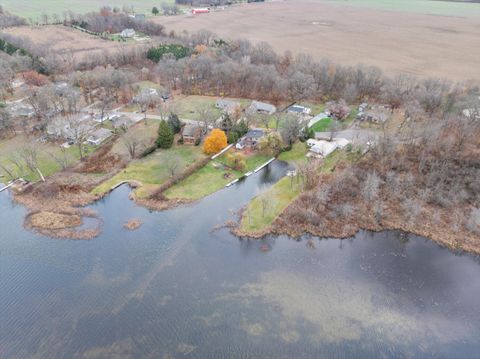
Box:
182;124;202;145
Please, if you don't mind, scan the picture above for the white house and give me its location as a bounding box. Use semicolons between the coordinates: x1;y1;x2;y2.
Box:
287;104;311;116
307;138;350;158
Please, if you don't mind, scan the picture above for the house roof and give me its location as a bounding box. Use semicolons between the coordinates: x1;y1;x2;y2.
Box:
288;105;311;114
245;129;264;139
250;101;276;114
90;128;112;140
183;124;201;137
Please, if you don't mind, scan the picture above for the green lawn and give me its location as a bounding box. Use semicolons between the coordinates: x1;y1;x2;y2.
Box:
277;142;308;164
92;145;205;198
165;151;270;200
0;135;94;182
240;175;302;234
299;102;326;115
310;117;333;132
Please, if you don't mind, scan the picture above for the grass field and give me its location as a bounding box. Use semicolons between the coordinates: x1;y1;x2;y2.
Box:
239;175;302;234
165;150;270;200
0;135;93;182
92;144;205;198
1;0;175;19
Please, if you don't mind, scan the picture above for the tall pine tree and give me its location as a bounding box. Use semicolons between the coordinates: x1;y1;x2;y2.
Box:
156;120;174;149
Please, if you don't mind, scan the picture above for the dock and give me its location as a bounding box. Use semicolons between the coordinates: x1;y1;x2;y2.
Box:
254;158;275;173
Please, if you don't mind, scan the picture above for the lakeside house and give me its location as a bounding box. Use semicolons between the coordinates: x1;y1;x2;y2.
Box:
121;29;136;38
46;114;95;140
307;138;350;158
236;129;265;150
287;104;311;116
87;128;113;146
182;124;202;145
248;101;276;115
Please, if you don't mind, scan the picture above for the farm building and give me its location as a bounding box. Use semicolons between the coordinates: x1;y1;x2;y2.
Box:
236;129;264;150
182;124;203;145
248;101;276;115
192;8;210;14
121;29;136;38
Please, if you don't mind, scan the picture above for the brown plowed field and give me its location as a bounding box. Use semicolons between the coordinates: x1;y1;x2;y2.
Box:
157;0;480;81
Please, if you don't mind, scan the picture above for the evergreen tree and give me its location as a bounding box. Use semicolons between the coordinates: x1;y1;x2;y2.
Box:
156;120;174;149
152;6;159;15
167;112;182;134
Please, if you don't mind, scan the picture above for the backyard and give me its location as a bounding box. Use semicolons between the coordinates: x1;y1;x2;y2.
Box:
0;135;94;182
165;149;270;200
91;144;205;198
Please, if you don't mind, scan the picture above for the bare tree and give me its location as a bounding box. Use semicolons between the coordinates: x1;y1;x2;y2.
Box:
122;134;140;159
19;144;45;181
165;155;180;177
362;171;381;201
47;148;70;170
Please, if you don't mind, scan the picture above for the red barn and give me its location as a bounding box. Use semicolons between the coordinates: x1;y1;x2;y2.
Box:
192;8;210;14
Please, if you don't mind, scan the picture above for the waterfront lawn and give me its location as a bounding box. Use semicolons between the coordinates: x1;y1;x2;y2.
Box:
0;135;94;182
91;145;204;198
278;142;308;164
165;151;270;200
240;175;302;234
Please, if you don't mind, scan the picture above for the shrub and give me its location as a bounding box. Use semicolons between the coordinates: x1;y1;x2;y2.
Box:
203;129;227;155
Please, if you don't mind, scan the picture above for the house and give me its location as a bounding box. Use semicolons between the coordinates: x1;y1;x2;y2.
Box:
307;138;350;158
111;115;136;129
236;129;264;150
248;101;276;115
287;104;311;116
216;99;241;114
87;128;113;146
121;29;136;38
46;114;95;140
134;14;146;21
182;124;202;145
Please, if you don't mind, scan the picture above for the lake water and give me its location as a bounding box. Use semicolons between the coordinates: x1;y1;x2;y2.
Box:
1;162;480;358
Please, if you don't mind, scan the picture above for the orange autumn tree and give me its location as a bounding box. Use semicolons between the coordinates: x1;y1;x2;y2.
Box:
203;129;227;155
